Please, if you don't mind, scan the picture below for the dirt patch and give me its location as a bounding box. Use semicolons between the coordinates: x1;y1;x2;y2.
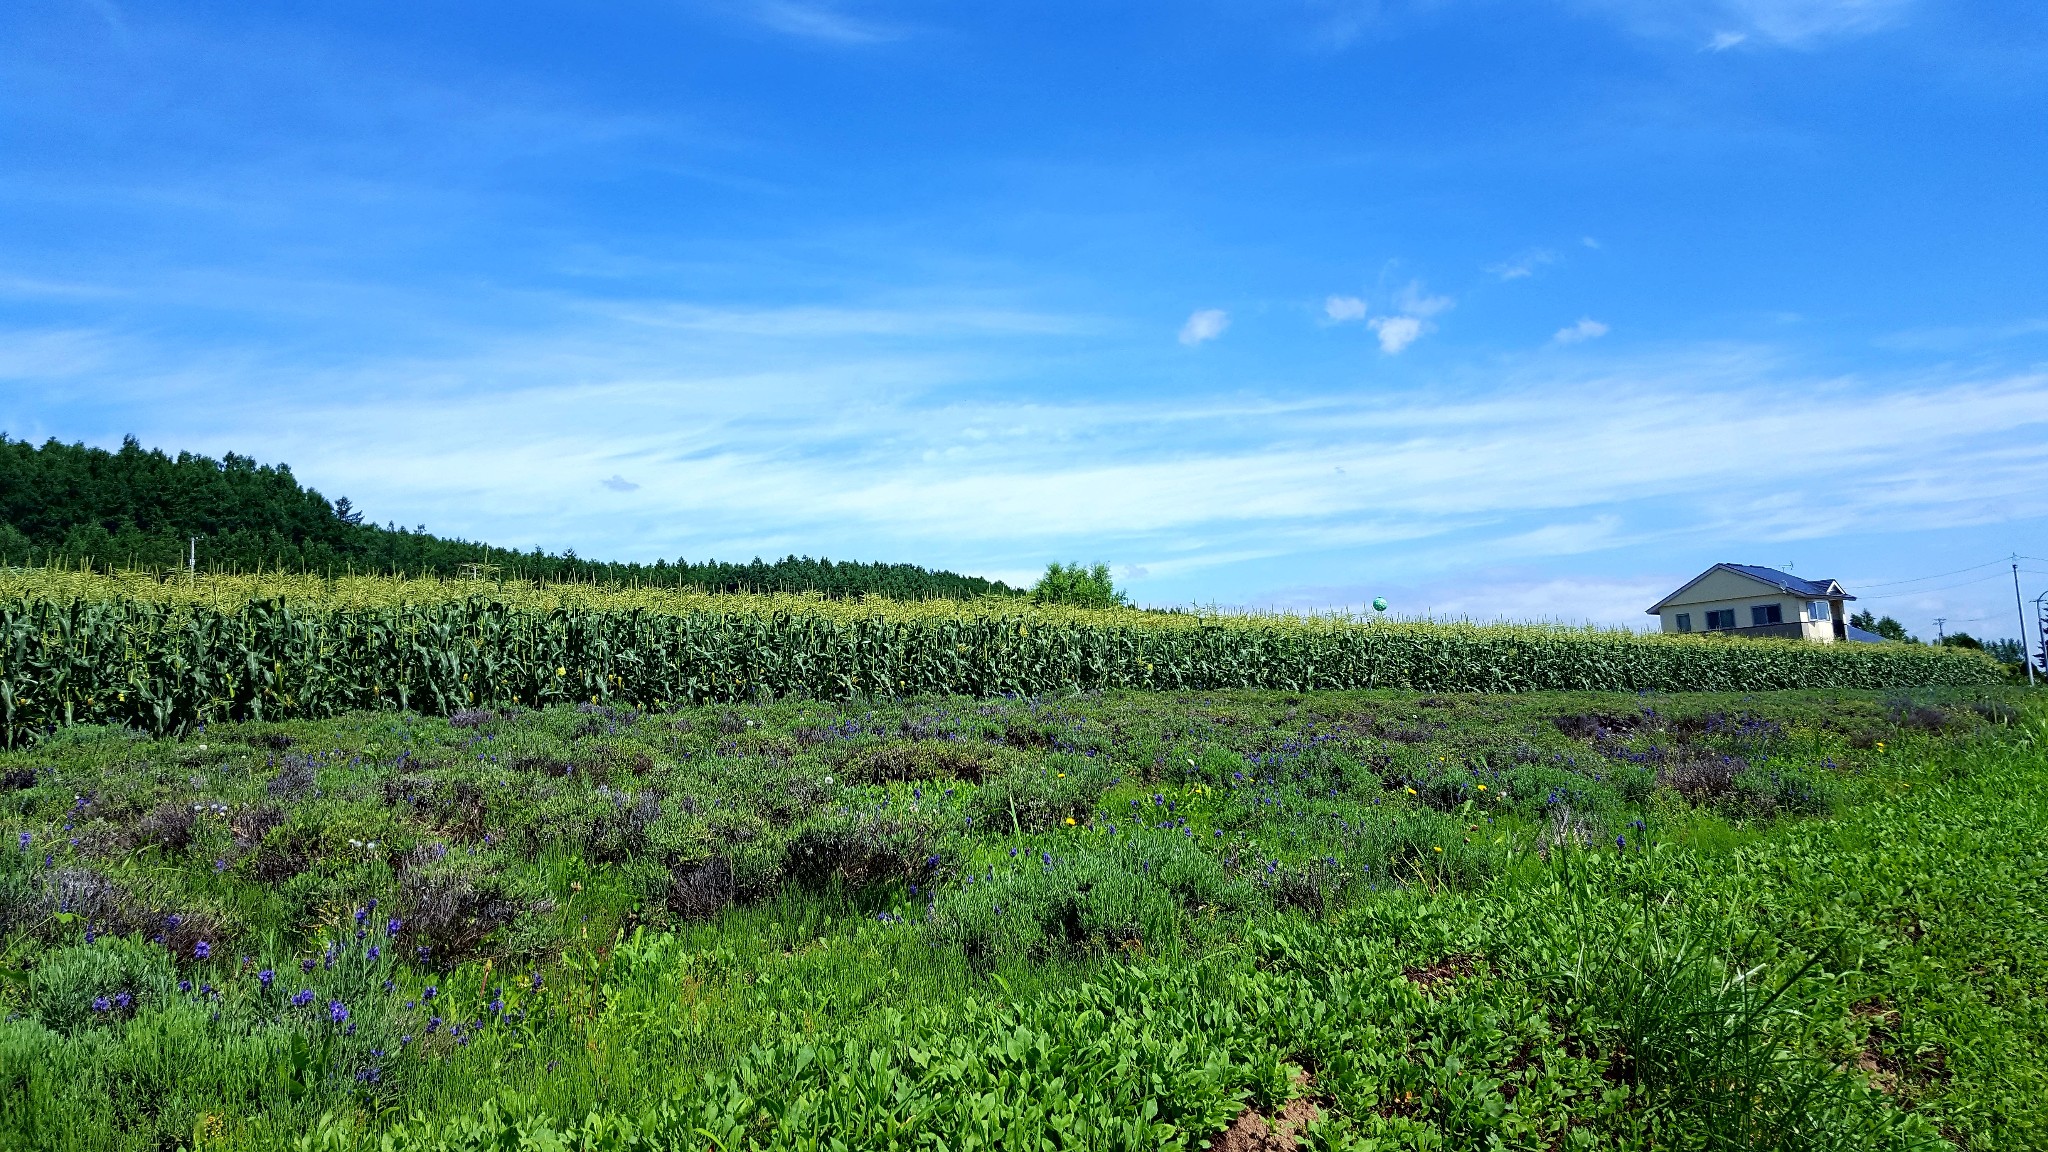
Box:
1402;952;1481;993
1374;720;1441;745
1552;713;1641;741
1849;1000;1905;1094
1206;1098;1319;1152
668;856;735;919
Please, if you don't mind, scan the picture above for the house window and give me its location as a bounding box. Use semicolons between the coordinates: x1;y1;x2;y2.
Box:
1807;600;1830;621
1751;604;1783;627
1705;609;1736;630
1675;613;1692;633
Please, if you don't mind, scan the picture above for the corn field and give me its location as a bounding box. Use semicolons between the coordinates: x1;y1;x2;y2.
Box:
0;569;1999;745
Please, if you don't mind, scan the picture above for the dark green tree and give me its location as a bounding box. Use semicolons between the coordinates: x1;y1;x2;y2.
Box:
1030;562;1129;608
1850;610;1915;644
0;435;1018;600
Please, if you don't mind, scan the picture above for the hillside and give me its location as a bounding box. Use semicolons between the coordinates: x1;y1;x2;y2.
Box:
0;435;1017;599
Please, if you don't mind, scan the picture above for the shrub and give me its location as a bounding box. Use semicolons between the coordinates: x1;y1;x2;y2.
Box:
968;754;1111;833
28;938;177;1035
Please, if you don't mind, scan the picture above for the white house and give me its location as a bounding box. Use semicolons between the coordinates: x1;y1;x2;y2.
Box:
1646;564;1877;643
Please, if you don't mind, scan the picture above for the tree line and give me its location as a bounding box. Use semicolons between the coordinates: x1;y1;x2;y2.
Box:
0;435;1019;600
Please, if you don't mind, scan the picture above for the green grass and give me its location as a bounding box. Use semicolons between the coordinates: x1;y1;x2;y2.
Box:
0;687;2041;1149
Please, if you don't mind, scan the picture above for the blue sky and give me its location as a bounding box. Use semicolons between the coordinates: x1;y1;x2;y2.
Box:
3;0;2046;637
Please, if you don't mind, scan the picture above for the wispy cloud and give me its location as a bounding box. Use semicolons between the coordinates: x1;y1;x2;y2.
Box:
1554;317;1610;344
16;310;2041;606
1395;281;1454;318
601;475;640;492
1359;281;1453;353
1488;249;1555;281
1584;0;1916;47
1179;308;1230;346
742;1;902;44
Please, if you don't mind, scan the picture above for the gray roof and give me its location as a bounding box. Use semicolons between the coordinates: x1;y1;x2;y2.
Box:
1845;624;1888;643
1647;563;1856;614
1722;564;1854;600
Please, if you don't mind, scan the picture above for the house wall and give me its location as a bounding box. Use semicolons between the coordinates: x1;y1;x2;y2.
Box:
1655;571;1837;641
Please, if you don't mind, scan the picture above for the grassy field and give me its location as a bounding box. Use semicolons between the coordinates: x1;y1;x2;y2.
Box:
0;684;2041;1149
0;569;2001;746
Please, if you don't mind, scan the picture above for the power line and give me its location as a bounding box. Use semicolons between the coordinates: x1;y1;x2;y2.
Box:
1857;570;2029;600
1854;557;2014;590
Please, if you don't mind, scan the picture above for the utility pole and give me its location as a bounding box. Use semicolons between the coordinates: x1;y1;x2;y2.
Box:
1934;617;1946;644
188;536;197;579
2034;592;2047;682
2017;559;2036;686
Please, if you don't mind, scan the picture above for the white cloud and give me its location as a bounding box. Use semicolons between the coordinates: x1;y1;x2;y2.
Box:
1352;281;1453;353
1730;0;1913;42
745;1;900;44
1395;281;1454;318
1585;0;1916;47
602;475;640;492
1367;315;1425;354
1554;318;1610;344
1179;308;1230;346
11;301;2048;616
1582;236;1602;249
1324;295;1368;323
1488;250;1555;281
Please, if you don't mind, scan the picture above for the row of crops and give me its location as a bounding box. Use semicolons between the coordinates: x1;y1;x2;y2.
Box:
0;570;2000;745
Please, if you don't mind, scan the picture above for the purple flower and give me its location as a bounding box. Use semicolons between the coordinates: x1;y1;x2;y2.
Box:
292;989;315;1007
92;996;110;1012
366;945;380;961
328;1000;349;1025
258;968;274;988
354;908;367;925
193;941;211;960
17;832;27;851
114;992;131;1009
387;917;403;935
179;980;192;993
488;998;503;1014
426;1016;442;1034
416;945;431;961
423;985;437;1000
301;958;316;974
214;858;227;871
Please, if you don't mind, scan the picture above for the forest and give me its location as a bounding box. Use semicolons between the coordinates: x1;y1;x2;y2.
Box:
0;436;1016;600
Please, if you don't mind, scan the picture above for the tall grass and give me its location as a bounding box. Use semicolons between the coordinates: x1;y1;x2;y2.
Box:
0;570;2000;745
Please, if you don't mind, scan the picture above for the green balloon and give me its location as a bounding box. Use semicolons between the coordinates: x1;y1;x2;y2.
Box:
1371;597;1388;613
